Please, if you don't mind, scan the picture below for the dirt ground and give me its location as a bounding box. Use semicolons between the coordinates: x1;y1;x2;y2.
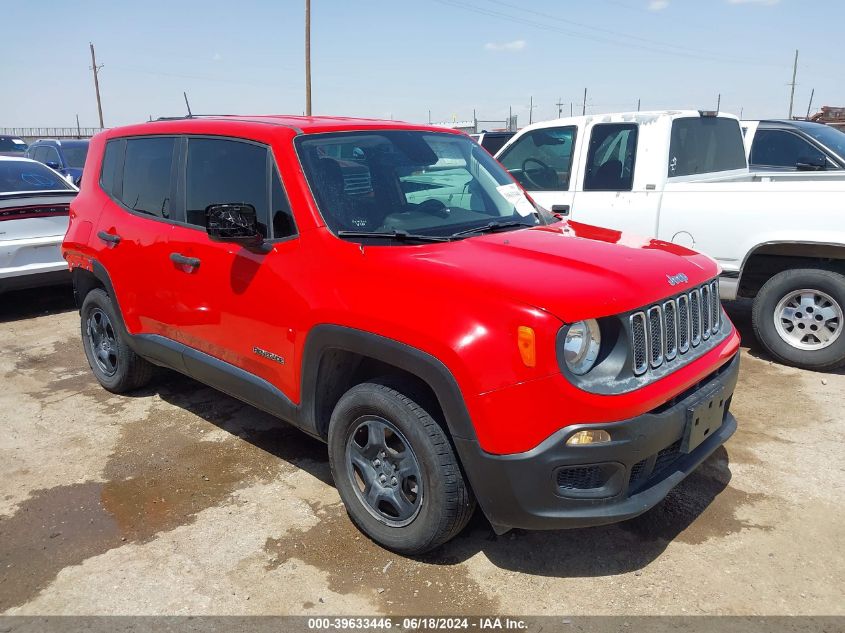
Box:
0;286;843;616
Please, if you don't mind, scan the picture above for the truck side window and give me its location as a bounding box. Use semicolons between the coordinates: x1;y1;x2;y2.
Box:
185;138;269;238
751;130;826;169
583;123;638;192
498;127;577;191
120;137;177;218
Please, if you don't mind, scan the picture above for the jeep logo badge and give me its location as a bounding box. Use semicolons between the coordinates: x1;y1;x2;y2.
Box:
666;272;689;286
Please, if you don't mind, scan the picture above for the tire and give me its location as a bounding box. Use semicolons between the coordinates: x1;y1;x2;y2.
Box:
80;288;154;393
327;379;476;555
752;268;845;371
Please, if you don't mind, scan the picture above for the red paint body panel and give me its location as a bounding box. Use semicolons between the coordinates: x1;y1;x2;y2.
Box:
63;115;740;456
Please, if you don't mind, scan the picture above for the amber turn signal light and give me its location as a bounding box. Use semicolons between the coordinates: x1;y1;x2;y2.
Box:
517;326;536;367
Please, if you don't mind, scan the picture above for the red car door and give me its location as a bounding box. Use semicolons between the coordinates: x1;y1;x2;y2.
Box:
163;136;304;399
93;136;179;337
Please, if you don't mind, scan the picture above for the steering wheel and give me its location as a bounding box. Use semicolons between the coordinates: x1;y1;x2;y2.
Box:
417;198;451;219
521;157;557;190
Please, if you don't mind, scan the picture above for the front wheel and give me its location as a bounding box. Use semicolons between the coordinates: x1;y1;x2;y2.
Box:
752;268;845;371
327;380;475;554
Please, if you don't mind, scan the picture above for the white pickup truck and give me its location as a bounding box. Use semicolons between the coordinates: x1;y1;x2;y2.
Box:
496;110;845;370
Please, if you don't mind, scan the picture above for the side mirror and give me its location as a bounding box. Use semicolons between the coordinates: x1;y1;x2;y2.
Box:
796;155;826;171
46;161;61;170
206;203;263;246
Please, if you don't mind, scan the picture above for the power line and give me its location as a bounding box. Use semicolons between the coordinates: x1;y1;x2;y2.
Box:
432;0;782;67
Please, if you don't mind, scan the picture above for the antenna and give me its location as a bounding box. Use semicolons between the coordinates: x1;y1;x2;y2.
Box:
183;92;193;118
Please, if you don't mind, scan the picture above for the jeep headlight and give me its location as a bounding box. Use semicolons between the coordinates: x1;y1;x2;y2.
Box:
563;319;601;375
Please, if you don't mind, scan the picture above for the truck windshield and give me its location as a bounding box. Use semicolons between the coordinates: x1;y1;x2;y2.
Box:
668;117;747;177
296;130;547;239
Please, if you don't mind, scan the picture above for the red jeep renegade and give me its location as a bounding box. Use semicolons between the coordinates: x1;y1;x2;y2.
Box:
63;115;740;554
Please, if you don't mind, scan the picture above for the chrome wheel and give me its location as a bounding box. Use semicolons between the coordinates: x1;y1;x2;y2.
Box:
774;289;843;351
87;308;118;376
345;416;423;527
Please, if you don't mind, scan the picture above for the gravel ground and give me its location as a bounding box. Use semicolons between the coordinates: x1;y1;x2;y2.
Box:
0;286;842;616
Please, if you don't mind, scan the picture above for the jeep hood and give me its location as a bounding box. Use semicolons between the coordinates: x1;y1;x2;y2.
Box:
379;221;719;323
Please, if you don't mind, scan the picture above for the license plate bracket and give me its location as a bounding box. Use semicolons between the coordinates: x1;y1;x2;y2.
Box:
682;386;727;453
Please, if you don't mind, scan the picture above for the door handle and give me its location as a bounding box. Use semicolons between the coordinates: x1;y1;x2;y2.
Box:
551;204;570;216
97;230;121;244
169;252;201;269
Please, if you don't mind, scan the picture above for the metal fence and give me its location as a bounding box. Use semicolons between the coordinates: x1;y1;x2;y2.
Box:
1;127;105;141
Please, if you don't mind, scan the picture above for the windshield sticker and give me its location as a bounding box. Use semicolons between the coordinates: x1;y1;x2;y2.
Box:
496;183;535;217
12;139;26;145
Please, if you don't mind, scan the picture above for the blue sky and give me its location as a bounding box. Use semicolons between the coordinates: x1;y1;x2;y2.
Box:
1;0;842;128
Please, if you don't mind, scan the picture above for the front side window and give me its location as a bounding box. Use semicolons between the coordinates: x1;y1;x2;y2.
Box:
668;117;747;177
32;146;49;164
296;130;543;238
499;127;577;191
583;123;638;191
120;137;176;218
750;129;827;168
0;159;75;192
185;138;270;238
43;146;61;167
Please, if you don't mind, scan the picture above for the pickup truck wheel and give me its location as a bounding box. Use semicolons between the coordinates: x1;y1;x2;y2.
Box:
80;289;154;393
752;269;845;371
328;381;475;554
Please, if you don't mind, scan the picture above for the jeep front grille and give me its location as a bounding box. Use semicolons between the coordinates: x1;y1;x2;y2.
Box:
630;279;721;376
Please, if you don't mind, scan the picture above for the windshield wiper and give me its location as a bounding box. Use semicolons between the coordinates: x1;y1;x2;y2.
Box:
450;220;532;238
336;229;452;243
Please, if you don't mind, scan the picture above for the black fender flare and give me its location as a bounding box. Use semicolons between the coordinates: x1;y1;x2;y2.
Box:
299;324;479;445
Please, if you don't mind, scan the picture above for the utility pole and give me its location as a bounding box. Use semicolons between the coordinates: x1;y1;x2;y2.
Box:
76;114;81;139
788;49;798;119
637;98;641;112
582;88;587;115
555;97;564;118
806;88;815;120
570;102;573;117
716;93;721;112
89;43;104;128
528;96;534;124
428;109;431;124
305;0;312;116
509;105;513;131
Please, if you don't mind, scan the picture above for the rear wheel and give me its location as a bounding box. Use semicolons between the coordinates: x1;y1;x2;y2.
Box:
328;380;475;554
80;289;154;393
752;268;845;371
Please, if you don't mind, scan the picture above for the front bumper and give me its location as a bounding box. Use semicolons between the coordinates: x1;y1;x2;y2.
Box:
455;353;740;532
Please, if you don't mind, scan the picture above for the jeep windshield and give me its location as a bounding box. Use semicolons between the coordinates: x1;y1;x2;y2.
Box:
296;130;548;241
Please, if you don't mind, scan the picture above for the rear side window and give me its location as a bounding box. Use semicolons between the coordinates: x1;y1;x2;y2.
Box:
185;138;270;237
120;137;177;218
498;127;577;191
583;123;638;191
668;117;747;177
100;140;121;196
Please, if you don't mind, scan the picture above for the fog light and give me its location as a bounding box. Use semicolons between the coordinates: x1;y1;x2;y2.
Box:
566;429;611;446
